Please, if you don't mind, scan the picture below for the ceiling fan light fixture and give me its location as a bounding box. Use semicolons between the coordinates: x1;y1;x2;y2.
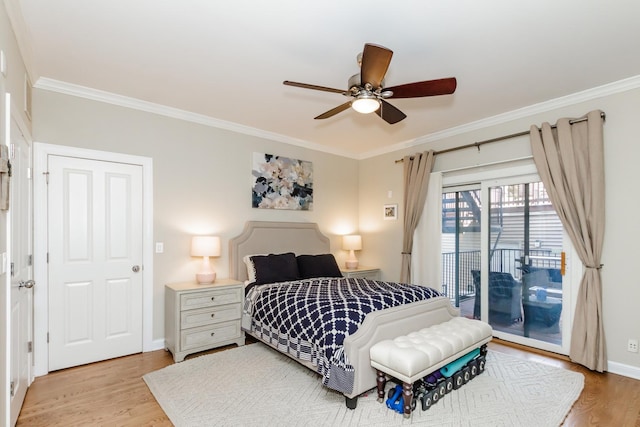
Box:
351;96;380;114
284;43;456;123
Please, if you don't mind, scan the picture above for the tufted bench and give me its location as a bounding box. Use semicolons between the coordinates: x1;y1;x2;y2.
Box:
369;316;493;418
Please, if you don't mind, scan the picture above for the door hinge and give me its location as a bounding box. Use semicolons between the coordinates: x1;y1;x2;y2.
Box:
10;262;14;277
9;381;14;397
47;332;49;343
27;341;33;353
47;252;49;263
9;143;15;159
43;171;50;184
28;254;33;266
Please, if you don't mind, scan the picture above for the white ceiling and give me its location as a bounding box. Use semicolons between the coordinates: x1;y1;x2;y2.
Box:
7;0;640;158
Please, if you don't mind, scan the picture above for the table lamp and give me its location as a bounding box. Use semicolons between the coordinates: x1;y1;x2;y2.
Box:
342;234;362;269
191;236;221;284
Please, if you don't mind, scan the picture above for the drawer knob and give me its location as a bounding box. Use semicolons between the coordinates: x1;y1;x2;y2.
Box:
210;332;215;336
210;313;215;318
211;297;215;301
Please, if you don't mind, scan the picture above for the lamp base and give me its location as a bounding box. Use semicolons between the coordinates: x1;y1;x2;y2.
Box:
196;272;216;285
345;260;359;270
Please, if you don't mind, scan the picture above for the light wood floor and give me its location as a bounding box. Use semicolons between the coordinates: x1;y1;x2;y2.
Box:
17;338;640;426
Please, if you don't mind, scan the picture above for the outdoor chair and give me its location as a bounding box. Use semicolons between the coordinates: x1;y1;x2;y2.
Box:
520;265;562;288
472;270;523;324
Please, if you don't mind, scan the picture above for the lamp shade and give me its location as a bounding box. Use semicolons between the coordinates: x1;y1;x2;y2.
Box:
191;236;221;257
342;235;362;251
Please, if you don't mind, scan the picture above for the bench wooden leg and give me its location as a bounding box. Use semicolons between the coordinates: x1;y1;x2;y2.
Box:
376;370;386;403
402;382;413;418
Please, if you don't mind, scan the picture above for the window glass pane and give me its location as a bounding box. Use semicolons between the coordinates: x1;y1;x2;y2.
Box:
488;182;563;346
441;189;480;319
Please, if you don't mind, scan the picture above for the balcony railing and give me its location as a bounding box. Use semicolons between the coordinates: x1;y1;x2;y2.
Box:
441;248;560;305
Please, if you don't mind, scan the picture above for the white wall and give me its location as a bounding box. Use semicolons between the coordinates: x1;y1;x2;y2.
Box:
32;89;360;342
358;86;640;372
0;4;31;130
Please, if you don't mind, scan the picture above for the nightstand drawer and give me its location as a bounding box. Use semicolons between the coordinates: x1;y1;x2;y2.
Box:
180;304;242;329
180;287;242;310
180;321;242;351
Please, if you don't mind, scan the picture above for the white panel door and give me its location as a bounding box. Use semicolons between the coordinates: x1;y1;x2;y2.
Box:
48;155;143;371
8;107;33;425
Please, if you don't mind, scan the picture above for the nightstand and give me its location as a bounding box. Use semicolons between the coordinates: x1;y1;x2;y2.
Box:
165;279;245;362
340;266;381;280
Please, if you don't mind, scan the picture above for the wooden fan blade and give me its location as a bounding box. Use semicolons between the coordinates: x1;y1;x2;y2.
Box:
376;100;406;124
360;44;393;88
385;77;457;99
314;101;352;120
283;80;346;94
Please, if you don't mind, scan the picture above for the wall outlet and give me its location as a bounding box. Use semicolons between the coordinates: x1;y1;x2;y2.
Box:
155;242;164;253
628;339;639;353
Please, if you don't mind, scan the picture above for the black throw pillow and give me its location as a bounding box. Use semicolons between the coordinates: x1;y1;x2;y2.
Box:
297;254;343;279
251;252;300;284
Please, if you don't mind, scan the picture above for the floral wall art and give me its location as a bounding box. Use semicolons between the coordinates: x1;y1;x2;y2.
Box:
252;153;313;210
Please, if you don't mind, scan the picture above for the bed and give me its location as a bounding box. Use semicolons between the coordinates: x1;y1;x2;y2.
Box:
229;221;460;408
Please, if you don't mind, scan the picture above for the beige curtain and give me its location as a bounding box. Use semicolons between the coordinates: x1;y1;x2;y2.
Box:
529;110;606;372
400;151;435;283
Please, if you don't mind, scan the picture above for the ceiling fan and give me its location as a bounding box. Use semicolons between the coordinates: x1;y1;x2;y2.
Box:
283;43;457;124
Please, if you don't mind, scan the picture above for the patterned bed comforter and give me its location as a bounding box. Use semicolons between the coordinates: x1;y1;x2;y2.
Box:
243;277;441;394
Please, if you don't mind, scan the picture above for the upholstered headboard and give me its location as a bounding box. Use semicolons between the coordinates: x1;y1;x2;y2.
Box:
229;221;331;282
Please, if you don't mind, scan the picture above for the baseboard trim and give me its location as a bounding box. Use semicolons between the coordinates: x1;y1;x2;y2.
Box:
493;338;640;381
608;361;640;381
149;338;166;352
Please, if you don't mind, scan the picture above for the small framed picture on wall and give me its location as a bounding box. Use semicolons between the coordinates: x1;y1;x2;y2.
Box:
383;204;398;220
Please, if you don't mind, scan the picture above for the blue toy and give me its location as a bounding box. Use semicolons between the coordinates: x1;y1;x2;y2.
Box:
385;384;405;414
386;383;421;414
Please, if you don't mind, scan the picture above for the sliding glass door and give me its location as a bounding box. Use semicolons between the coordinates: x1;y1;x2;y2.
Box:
487;180;564;346
441;169;573;354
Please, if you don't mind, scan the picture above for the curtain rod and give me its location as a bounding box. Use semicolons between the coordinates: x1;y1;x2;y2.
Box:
395;111;606;163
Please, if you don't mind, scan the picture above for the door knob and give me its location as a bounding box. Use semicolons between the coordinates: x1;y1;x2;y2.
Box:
18;279;35;289
132;265;141;273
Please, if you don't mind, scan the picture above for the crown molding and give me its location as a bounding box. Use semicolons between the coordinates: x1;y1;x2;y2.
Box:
358;75;640;160
33;77;355;158
34;75;640;161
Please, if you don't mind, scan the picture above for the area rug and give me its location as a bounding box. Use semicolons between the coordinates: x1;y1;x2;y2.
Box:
143;343;583;427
